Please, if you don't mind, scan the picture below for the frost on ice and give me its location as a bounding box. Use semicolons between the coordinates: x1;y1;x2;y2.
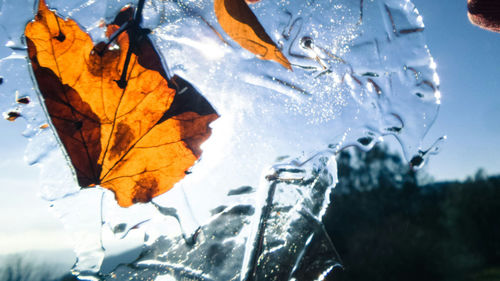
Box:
0;0;440;280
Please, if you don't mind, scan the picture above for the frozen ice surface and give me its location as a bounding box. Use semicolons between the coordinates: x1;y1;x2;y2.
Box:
103;154;339;281
0;0;440;279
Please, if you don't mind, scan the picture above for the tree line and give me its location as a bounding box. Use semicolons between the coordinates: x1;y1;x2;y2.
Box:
325;144;500;281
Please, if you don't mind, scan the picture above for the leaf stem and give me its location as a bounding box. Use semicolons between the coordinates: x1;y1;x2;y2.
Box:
114;0;147;89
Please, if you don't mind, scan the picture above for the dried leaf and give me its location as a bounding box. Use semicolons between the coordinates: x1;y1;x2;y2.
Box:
25;0;218;207
214;0;292;69
5;111;21;121
468;0;500;32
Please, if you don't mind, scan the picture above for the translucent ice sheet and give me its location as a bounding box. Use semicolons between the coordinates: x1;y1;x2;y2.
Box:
0;0;440;279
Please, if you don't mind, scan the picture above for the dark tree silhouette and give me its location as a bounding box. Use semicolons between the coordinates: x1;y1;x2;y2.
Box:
324;144;500;281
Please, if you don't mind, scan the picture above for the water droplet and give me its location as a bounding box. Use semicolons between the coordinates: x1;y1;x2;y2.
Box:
386;127;402;133
357;137;373;146
300;36;314;49
410;155;424;168
113;223;127;234
361;72;379;77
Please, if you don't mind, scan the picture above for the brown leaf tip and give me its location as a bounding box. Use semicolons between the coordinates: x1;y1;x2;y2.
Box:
468;0;500;32
35;0;48;20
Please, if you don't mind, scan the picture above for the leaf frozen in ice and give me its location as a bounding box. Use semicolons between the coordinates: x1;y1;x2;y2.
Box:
0;0;441;279
25;0;218;207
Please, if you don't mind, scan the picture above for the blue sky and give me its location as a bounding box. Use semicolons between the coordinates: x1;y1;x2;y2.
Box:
412;0;500;180
0;0;499;257
0;121;74;255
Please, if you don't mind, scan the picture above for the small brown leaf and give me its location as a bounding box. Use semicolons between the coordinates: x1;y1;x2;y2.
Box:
468;0;500;32
5;111;21;121
16;95;30;104
214;0;291;69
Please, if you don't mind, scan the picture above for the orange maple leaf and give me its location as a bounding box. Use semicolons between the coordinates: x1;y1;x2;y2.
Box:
214;0;292;70
25;0;218;207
